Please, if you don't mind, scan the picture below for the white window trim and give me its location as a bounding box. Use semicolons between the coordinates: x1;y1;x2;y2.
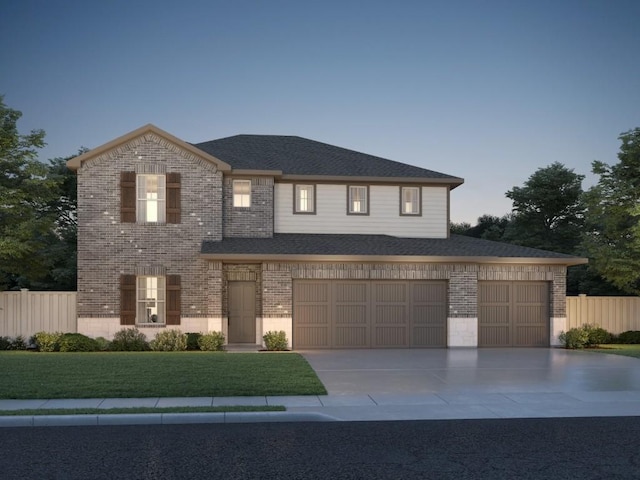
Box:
137;174;166;223
137;276;165;325
233;179;251;208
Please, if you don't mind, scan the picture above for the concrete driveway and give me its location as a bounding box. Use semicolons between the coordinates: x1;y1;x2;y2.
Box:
294;348;640;420
301;348;640;396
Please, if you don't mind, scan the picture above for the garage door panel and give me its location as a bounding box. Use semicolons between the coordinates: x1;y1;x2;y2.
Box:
375;327;407;347
479;281;550;347
296;327;330;348
335;327;368;347
294;280;447;349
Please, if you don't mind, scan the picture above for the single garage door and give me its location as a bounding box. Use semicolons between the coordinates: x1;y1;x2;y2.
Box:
478;281;550;347
293;280;447;349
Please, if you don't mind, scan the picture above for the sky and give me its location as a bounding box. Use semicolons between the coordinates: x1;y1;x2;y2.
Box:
2;0;639;224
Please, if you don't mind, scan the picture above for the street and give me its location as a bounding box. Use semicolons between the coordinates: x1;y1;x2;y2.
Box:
1;417;639;479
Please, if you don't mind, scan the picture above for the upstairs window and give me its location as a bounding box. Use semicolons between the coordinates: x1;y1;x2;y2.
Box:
294;184;315;214
120;172;180;224
137;175;166;223
233;180;251;207
400;186;421;215
348;185;369;215
137;276;165;324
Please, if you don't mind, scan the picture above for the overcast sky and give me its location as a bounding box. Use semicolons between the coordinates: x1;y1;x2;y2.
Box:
2;0;639;223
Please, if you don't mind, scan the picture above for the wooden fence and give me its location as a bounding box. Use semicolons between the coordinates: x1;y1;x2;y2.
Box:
0;290;77;339
566;295;640;333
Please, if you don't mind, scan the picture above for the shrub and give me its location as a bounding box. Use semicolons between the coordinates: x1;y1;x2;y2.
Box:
150;329;187;351
0;336;11;350
110;328;150;351
186;332;202;351
94;337;111;351
9;335;27;350
263;330;288;351
559;328;589;349
198;331;225;351
58;333;99;352
34;331;63;352
616;330;640;344
582;324;612;347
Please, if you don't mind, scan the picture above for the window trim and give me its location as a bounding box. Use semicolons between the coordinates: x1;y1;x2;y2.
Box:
399;186;422;216
347;185;369;215
136;174;166;224
293;184;316;214
233;179;251;208
136;276;166;325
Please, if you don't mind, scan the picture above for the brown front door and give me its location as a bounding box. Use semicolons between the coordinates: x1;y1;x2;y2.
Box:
228;282;256;343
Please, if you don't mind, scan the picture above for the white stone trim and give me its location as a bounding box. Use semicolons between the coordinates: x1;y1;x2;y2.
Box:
447;317;478;347
550;317;567;346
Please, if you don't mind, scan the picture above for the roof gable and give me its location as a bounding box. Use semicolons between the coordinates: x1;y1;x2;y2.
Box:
67;124;231;171
194;135;464;186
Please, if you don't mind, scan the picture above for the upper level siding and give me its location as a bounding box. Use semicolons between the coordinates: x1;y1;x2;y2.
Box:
274;184;448;238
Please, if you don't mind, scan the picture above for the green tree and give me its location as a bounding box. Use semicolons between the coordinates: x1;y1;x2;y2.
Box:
0;96;78;290
583;128;640;294
505;162;585;254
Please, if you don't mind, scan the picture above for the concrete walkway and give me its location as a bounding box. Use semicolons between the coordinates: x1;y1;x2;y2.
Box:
2;348;640;426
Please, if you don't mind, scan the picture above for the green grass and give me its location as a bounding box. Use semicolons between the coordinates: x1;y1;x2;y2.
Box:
0;351;327;399
587;344;640;359
0;405;285;416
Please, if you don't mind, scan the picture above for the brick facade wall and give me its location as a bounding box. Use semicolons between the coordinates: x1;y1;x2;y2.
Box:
77;133;223;319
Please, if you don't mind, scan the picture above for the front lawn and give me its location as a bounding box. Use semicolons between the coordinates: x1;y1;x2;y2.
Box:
587;344;640;359
0;352;327;399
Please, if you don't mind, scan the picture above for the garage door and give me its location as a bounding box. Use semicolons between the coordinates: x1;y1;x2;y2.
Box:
478;282;550;347
293;280;447;349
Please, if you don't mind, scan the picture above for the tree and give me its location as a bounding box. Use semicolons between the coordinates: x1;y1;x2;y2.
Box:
0;96;79;290
582;128;640;294
505;162;585;254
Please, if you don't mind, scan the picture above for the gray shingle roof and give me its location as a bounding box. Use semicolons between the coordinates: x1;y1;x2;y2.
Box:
201;234;585;264
194;135;462;181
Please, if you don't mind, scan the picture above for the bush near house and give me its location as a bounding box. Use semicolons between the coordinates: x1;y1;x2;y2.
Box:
34;331;63;352
186;332;202;350
150;329;187;351
559;324;613;349
58;333;99;352
198;331;225;351
263;331;289;351
110;328;150;351
616;331;640;344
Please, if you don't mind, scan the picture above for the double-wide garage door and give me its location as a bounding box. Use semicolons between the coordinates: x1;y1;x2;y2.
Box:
293;280;447;349
478;281;550;347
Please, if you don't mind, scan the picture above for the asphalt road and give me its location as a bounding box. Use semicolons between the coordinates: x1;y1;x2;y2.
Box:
1;417;639;479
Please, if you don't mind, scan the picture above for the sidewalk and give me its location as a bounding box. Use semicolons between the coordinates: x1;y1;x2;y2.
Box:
2;389;640;427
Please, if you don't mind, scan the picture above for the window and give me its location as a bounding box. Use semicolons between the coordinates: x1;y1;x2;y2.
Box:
233;180;251;207
294;184;315;213
137;276;165;324
120;172;180;224
348;185;369;215
137;175;166;223
400;186;421;215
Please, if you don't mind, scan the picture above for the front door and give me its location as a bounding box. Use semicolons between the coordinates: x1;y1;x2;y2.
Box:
228;281;256;343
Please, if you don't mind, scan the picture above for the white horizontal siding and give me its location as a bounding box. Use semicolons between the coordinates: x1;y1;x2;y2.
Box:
274;184;448;238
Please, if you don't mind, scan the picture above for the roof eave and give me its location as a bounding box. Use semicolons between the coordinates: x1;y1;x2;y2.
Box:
66;124;232;172
200;253;588;266
278;174;465;188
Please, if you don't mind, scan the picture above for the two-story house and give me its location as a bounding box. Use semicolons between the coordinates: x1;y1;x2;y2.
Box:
67;124;586;349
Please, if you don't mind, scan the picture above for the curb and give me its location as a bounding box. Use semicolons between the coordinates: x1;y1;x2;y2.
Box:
0;411;338;428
